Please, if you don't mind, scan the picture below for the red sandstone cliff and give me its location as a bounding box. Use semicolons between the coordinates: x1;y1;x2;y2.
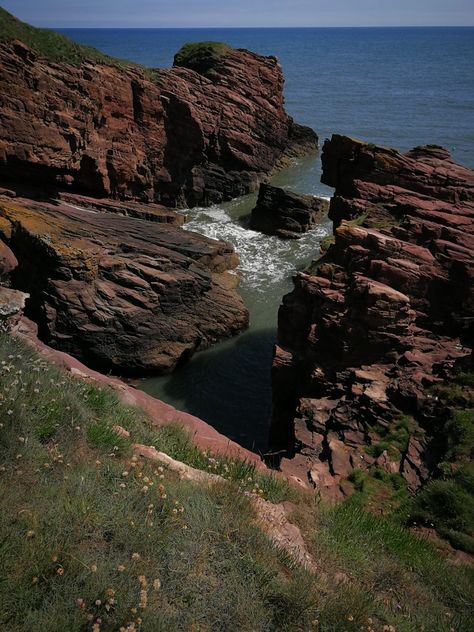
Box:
0;31;317;207
270;136;474;498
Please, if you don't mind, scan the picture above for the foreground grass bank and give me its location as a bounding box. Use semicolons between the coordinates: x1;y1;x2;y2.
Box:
0;333;472;631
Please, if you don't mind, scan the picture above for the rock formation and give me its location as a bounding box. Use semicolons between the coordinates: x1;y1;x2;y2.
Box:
0;195;248;373
0;11;317;207
270;135;474;498
250;183;329;238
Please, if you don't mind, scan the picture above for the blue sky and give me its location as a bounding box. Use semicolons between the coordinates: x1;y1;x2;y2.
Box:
3;0;474;28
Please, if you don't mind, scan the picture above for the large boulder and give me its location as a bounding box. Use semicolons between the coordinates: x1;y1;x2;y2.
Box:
0;196;249;373
250;184;328;238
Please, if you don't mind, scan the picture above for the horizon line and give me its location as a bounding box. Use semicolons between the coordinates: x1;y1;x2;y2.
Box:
52;25;474;29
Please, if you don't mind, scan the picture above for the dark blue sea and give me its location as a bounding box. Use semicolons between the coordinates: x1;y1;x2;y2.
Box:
62;27;474;166
61;28;474;452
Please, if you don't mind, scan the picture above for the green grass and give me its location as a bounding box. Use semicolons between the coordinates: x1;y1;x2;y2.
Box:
1;333;473;630
173;41;231;73
0;333;313;630
0;6;152;74
0;7;117;65
299;498;474;631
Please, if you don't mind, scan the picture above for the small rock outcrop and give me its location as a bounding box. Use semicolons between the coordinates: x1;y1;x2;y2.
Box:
250;184;329;238
0;195;248;373
0;11;317;207
269;135;474;498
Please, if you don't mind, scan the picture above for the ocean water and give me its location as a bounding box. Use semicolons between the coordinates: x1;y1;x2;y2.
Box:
62;27;474;453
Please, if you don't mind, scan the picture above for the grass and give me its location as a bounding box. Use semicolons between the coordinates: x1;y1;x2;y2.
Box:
298;498;474;631
173;41;231;73
0;7;120;66
0;6;158;78
0;333;313;631
1;332;473;630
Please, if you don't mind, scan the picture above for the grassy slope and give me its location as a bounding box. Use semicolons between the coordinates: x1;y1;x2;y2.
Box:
0;332;473;631
0;6;125;66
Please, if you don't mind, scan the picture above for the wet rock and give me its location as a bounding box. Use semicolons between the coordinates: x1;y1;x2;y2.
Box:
250;183;328;238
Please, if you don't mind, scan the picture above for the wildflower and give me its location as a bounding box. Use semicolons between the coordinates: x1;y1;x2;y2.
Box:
119;483;126;488
141;485;149;493
347;615;354;622
57;567;64;575
7;410;13;415
90;564;97;573
139;589;148;609
32;576;39;584
131;607;138;614
172;508;178;514
95;599;102;606
122;471;129;477
51;555;58;562
153;578;161;590
95;460;101;466
116;565;126;572
105;588;115;597
138;575;147;588
131;553;141;561
76;598;85;609
18;436;25;443
26;530;35;539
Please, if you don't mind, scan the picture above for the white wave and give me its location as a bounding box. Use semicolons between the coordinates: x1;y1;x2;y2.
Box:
184;203;331;291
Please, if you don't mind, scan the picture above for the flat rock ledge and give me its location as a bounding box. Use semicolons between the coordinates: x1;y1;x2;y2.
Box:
0;194;248;373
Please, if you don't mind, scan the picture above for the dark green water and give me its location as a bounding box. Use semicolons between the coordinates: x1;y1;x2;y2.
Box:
140;156;333;453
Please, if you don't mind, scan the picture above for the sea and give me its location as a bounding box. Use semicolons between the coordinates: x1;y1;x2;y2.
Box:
61;27;474;453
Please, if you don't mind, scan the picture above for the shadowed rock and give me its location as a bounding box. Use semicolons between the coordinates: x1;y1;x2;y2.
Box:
269;135;474;497
0;196;249;373
250;183;329;239
0;20;317;207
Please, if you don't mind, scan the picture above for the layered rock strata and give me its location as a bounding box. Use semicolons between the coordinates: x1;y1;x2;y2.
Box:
250;183;329;238
270;135;474;498
0;195;248;373
0;31;317;207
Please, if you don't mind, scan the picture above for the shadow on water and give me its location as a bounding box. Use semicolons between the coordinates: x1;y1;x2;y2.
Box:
140;326;277;455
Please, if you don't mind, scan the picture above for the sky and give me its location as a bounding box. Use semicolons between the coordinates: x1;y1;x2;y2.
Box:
2;0;474;28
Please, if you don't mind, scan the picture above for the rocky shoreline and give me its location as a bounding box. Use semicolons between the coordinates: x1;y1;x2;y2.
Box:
270;135;474;498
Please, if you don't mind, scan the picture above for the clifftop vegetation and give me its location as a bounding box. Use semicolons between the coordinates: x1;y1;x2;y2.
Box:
0;333;472;631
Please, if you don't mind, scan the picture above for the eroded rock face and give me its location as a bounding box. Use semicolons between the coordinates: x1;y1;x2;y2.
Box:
0;39;317;207
250;184;329;239
0;196;248;373
270;135;474;497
